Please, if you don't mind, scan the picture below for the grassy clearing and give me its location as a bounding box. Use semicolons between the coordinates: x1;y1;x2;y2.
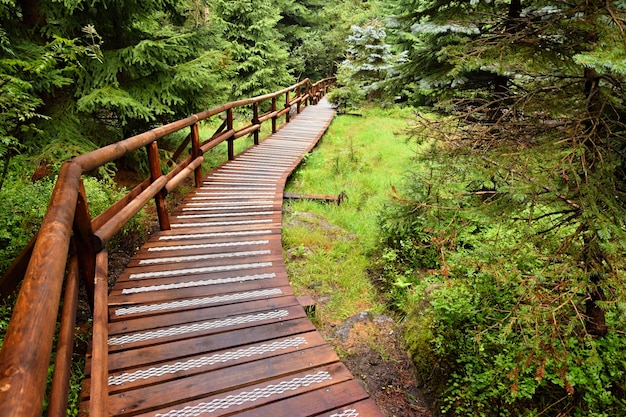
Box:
283;106;418;327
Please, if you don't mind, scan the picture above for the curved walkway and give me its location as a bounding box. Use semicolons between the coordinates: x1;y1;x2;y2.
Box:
81;98;384;417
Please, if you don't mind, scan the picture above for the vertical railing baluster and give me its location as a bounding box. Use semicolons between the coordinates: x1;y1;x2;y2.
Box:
305;81;311;106
227;108;234;160
190;123;203;188
253;102;260;145
147;141;170;230
271;97;277;133
285;90;291;123
47;254;79;417
89;250;109;417
296;85;302;114
73;180;96;309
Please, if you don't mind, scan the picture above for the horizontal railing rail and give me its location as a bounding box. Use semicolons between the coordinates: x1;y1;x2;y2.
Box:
0;77;334;417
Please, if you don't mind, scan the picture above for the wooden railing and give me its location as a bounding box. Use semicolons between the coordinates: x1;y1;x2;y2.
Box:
0;77;334;417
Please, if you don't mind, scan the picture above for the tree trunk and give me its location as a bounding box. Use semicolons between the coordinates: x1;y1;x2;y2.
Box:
487;0;522;122
580;67;608;337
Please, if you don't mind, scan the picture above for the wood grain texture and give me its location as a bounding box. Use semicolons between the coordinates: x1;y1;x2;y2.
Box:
81;99;383;417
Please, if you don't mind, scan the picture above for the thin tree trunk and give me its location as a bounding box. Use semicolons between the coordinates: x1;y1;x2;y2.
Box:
0;153;11;192
581;67;608;336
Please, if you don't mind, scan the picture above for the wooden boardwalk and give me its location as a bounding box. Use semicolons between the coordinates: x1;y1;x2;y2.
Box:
80;98;384;417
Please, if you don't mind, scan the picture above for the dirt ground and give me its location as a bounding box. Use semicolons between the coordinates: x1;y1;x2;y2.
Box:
324;311;432;417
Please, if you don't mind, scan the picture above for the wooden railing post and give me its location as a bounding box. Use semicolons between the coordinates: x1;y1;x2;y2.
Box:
227;108;234;160
47;254;80;417
285;91;291;123
73;180;96;309
305;82;311;107
0;161;81;417
190;123;203;188
147;141;170;230
252;102;260;145
89;250;109;417
271;97;277;133
296;85;302;114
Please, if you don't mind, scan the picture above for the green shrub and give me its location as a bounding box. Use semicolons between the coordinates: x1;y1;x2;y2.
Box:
0;172;145;276
378;139;626;416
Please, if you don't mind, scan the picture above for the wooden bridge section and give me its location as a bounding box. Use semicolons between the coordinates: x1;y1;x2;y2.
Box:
79;98;383;416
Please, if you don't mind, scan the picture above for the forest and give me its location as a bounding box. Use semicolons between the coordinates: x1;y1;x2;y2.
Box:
1;0;626;416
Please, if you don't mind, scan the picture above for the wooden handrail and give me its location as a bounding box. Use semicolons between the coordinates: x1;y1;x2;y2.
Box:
0;77;334;417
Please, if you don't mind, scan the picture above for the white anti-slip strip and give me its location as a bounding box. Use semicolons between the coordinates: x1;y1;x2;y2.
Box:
158;230;270;241
184;201;274;206
108;309;289;345
152;371;331;417
138;250;271;265
122;272;276;294
114;288;284;316
221;161;284;172
175;211;273;219
181;205;274;211
108;336;307;386
197;188;276;192
203;181;278;186
128;261;273;279
170;219;273;228
233;157;293;165
147;240;269;252
213;173;282;179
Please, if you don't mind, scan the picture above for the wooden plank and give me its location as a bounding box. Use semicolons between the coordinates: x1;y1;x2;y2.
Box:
82;319;318;392
106;305;306;353
107;285;295;321
106;318;316;373
80;97;385;417
115;253;286;280
104;331;328;394
229;381;374;417
107;297;301;337
108;275;289;307
126;363;353;417
103;347;343;416
109;265;289;294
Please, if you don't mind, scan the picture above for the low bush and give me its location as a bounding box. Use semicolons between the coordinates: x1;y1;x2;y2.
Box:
378;138;626;416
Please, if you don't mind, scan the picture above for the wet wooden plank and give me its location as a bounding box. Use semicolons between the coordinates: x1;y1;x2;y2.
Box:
103;347;342;416
81;98;384;416
127;363;354;417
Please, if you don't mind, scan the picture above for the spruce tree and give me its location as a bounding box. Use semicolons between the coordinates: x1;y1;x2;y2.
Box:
212;0;293;99
382;0;626;414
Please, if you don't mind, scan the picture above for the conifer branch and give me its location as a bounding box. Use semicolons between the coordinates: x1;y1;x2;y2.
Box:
481;156;581;210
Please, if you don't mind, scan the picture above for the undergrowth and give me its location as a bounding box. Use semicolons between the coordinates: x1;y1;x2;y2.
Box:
283;105;418;325
377;127;626;415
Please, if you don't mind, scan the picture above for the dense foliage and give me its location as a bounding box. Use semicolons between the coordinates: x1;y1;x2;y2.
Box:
376;0;626;415
3;0;624;415
0;0;377;276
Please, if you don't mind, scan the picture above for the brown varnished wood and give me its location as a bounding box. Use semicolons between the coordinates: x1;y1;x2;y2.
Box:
111;361;350;417
229;382;378;417
105;318;317;374
47;255;80;417
107;284;295;321
89;250;110;417
107;298;303;339
78;97;383;416
102;331;329;395
0;80;343;417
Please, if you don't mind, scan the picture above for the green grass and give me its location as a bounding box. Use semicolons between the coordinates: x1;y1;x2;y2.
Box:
282;105;418;326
